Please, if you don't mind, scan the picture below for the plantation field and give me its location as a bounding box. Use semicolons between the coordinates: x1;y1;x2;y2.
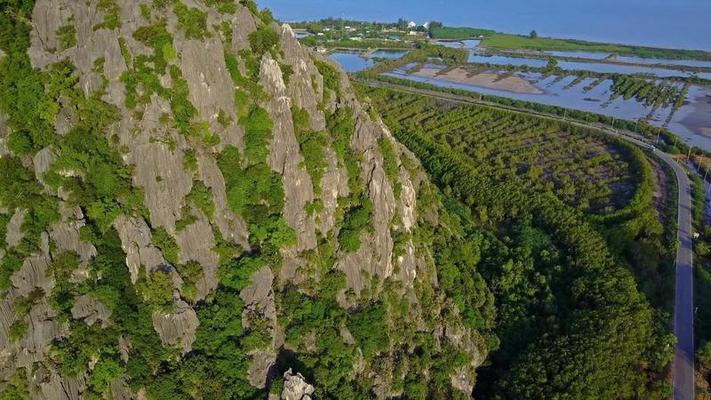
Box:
361;87;641;215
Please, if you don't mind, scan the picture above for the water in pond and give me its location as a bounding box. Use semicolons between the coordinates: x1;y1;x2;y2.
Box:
438;40;480;49
612;56;711;69
466;54;706;79
328;52;373;73
294;31;311;39
557;60;702;79
435;40;465;49
544;51;610;60
369;50;408;59
461;40;481;49
693;72;711;81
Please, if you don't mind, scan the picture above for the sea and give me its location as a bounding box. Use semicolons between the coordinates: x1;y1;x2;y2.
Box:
258;0;711;51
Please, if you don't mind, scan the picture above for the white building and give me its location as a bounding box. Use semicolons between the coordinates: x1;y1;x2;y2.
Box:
407;21;417;29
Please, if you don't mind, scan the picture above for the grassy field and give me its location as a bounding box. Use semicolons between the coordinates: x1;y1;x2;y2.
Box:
429;26;495;40
481;33;711;60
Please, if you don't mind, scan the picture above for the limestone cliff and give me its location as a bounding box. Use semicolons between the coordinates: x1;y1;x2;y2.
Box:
0;1;494;399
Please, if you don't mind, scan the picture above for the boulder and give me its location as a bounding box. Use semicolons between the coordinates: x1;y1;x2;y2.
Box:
281;369;315;400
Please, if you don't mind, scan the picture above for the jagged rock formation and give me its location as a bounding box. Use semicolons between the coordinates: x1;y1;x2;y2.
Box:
280;369;315;400
0;1;494;398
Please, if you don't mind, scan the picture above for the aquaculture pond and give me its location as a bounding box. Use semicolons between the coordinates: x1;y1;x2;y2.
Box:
465;53;710;79
435;39;480;49
328;52;374;72
369;50;409;59
544;50;610;60
557;60;710;79
612;56;711;69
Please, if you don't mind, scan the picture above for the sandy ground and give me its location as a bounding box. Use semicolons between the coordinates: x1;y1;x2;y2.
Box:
412;66;544;94
680;93;711;138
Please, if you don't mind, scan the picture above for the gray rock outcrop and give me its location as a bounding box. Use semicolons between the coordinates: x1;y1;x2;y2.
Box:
281;369;315;400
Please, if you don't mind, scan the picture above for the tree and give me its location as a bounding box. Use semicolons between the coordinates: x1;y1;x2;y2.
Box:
545;57;559;71
306;22;323;34
529;30;538;39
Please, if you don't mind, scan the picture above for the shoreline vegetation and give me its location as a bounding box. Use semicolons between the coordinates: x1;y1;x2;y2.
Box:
290;18;711;61
477;32;711;61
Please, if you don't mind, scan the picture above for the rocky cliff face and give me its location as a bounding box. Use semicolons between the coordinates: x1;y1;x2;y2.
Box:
0;1;494;398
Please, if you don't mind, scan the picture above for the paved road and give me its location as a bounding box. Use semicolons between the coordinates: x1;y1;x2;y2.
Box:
357;79;696;400
671;156;695;400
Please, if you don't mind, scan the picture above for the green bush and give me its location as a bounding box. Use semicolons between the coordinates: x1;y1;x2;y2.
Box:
186;180;215;219
139;269;175;311
239;0;258;15
248;25;279;56
242;105;273;164
8;319;28;342
174;1;208;40
0;371;29;400
152;227;180;265
132;20;173;72
177;261;203;302
218;145;295;251
315;60;340;95
95;0;121;30
378;137;399;183
56;23;77;50
87;358;123;395
338;199;373;252
169;65;198;135
205;0;237;14
293;106;328;195
183;149;198;172
346;303;389;357
327;108;360;193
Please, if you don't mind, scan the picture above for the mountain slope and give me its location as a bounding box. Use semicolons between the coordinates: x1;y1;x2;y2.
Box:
0;1;495;398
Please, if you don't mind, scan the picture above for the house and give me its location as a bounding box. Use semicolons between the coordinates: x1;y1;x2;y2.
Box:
407;21;417;29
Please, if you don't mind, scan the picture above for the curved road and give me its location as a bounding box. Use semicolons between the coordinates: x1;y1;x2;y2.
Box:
357;79;695;399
